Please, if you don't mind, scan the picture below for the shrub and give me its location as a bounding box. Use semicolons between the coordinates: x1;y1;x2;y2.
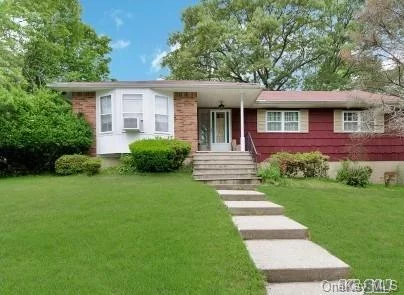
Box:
0;88;92;175
118;154;137;175
336;160;373;187
55;155;89;175
129;138;191;172
270;151;329;178
83;158;102;176
258;160;282;184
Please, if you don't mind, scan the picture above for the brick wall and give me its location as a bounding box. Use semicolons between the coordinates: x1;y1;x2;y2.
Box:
174;92;198;152
72;92;97;155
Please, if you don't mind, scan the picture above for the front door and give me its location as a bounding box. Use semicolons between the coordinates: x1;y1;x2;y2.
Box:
210;110;231;151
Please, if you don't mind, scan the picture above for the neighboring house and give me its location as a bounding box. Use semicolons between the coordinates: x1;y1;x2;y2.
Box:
49;80;404;183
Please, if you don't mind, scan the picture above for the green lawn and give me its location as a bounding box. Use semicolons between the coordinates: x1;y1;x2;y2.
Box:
259;179;404;289
0;173;264;294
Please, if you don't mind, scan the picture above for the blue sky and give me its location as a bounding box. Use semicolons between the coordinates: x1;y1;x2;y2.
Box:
80;0;198;81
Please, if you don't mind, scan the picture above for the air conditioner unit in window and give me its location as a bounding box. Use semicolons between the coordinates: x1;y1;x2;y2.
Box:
123;117;140;131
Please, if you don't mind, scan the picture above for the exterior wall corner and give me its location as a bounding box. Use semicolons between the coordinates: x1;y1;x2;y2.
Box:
173;92;198;152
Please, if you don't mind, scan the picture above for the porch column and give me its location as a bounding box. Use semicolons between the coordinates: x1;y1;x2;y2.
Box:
240;94;245;151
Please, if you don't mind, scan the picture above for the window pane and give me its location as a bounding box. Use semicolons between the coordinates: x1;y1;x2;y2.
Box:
100;96;111;114
101;114;112;132
155;96;168;115
285;122;298;131
268;112;281;121
285;111;298;122
155;114;169;132
267;122;282;131
344;122;358;132
123;97;142;113
344;112;358;122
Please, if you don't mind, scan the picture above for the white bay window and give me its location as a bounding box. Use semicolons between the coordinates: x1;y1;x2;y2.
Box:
155;95;169;132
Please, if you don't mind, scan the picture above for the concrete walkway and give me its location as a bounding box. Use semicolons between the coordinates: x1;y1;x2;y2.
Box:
217;190;360;295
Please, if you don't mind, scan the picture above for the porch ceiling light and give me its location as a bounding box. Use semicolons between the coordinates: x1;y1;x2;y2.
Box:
218;100;224;109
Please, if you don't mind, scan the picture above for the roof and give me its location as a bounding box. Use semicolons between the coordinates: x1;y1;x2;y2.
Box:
48;80;263;92
257;90;400;103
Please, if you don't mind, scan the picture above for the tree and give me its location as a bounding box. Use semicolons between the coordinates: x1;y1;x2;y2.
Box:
163;0;361;90
0;87;93;174
346;0;404;136
350;0;403;98
0;0;111;90
303;0;363;90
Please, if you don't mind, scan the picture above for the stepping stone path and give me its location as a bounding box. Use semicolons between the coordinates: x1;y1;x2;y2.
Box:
217;189;361;295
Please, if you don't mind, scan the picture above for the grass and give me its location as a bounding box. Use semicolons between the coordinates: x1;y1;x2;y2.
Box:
259;179;404;290
0;173;264;294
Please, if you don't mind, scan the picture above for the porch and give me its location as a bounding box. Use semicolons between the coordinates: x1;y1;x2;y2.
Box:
195;88;260;152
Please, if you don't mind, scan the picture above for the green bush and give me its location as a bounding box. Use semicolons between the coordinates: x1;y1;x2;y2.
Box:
129;138;191;172
336;160;373;187
0;88;92;175
83;158;101;176
55;155;89;175
270;151;329;178
118;154;137;175
258;160;282;184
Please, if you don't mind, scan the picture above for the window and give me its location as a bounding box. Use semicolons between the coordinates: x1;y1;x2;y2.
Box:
122;94;143;130
266;111;299;132
100;95;112;132
342;111;374;132
155;95;169;132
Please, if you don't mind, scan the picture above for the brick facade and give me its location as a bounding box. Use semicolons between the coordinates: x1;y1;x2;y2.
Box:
72;92;97;155
174;92;198;152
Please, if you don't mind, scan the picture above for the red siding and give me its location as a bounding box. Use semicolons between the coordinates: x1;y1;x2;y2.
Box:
232;108;404;162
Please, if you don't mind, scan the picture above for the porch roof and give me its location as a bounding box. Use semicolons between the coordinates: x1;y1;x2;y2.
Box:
48;80;264;108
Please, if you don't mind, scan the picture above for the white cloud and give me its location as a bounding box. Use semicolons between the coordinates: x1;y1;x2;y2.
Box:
109;9;131;29
151;50;168;72
150;44;180;72
111;40;131;49
140;55;147;64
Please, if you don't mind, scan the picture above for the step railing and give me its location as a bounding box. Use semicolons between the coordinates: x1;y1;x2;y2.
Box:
245;132;260;164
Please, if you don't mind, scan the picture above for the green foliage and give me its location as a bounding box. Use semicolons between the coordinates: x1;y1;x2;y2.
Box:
0;88;92;174
129;139;191;172
270;151;329;178
55;155;89;175
258;160;283;184
163;0;361;90
336;160;372;187
118;154;137;175
82;158;101;176
0;0;111;90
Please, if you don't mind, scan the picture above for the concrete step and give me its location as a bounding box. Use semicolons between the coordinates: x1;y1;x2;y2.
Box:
193;169;257;175
246;239;350;283
199;177;261;185
233;215;308;240
193;160;254;165
195;151;251;156
217;190;267;201
213;183;260;190
224;201;284;215
267;282;363;295
194;164;256;169
194;173;257;179
193;156;254;161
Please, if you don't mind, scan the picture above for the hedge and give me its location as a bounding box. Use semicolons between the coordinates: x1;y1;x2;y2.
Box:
129;138;191;172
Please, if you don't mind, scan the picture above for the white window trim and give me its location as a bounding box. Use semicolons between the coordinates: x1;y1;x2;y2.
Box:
265;110;300;132
122;93;144;132
99;94;113;134
155;95;170;134
341;110;375;133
